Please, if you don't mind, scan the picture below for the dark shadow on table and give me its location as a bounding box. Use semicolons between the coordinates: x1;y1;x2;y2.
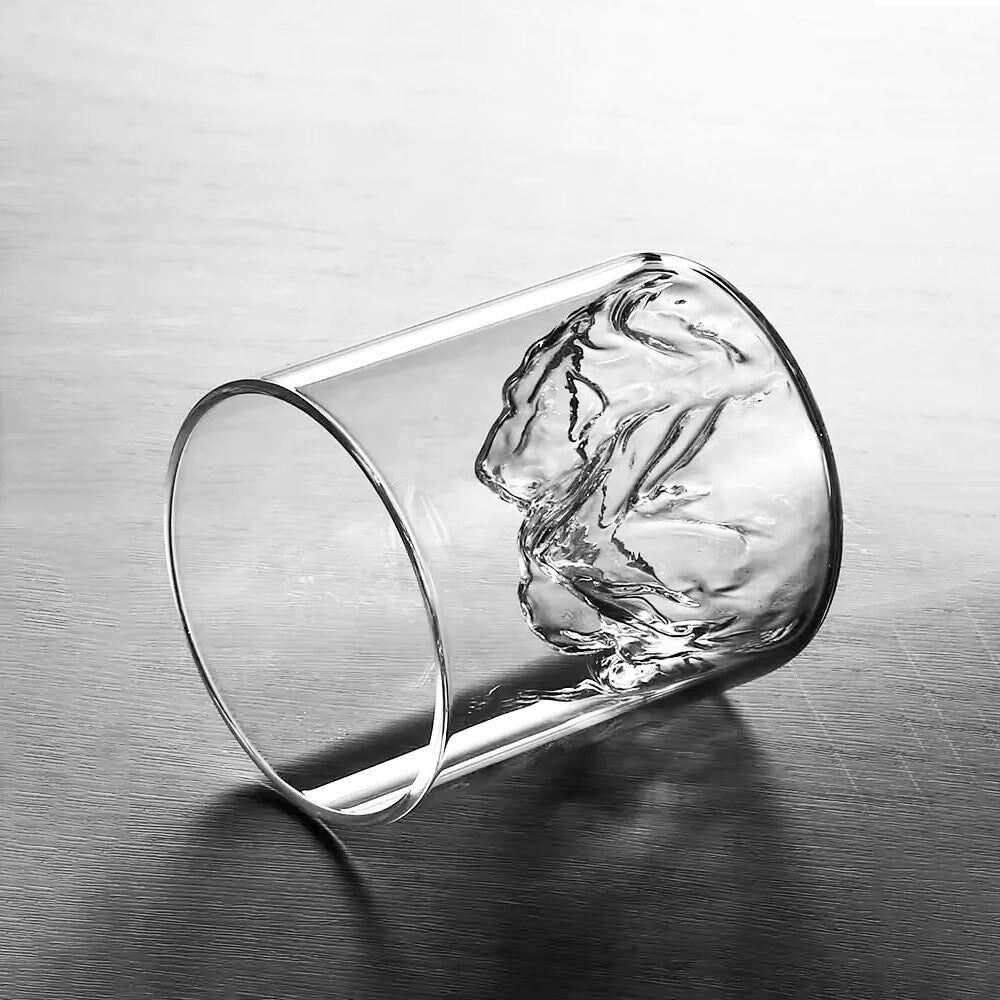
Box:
92;659;891;999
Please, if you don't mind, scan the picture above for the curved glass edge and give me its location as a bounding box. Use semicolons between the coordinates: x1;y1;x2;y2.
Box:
164;377;451;827
689;258;844;669
265;252;672;390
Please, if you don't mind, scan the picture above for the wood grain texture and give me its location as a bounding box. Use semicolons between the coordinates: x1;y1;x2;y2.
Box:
1;2;998;997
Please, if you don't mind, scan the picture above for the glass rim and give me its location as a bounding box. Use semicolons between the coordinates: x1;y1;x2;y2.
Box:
164;377;452;826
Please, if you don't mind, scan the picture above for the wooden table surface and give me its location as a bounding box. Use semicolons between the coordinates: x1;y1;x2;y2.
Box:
2;3;998;997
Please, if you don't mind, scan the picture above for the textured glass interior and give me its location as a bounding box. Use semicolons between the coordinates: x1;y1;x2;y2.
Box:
477;264;831;694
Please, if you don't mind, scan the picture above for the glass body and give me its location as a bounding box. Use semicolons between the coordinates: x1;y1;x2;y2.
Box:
166;252;842;827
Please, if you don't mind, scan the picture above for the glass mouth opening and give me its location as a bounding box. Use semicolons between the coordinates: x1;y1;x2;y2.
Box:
165;379;449;826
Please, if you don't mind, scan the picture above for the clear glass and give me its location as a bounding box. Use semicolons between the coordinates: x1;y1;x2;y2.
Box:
165;252;842;827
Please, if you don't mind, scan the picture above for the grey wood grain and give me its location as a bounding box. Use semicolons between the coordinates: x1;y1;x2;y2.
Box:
1;2;998;997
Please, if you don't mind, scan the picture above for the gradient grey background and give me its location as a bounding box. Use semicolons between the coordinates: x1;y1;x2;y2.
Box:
1;2;998;997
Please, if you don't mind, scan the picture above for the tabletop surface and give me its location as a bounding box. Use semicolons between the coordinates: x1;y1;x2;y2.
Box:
2;3;999;998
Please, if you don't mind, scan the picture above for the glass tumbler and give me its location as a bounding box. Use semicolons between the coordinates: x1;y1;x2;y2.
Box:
165;253;842;827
